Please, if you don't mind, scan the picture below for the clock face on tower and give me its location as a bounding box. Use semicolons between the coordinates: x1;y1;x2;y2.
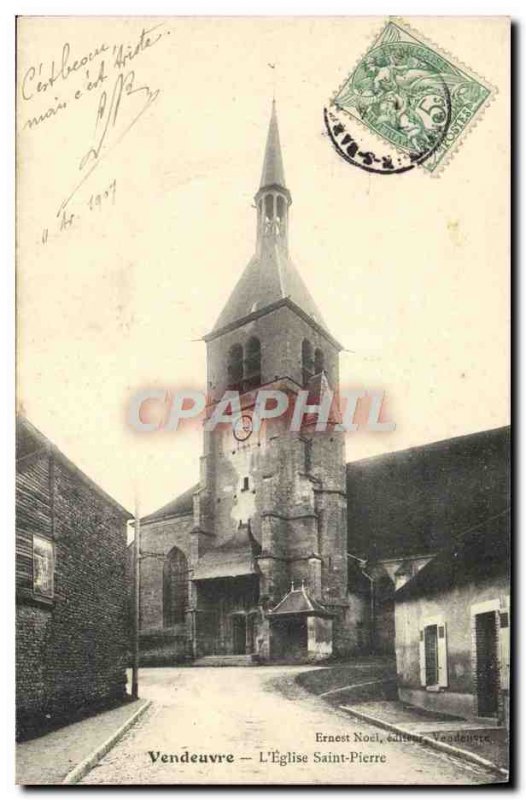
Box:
233;413;253;442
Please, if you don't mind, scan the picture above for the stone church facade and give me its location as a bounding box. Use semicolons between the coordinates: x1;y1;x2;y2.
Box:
136;103;354;664
133;106;510;666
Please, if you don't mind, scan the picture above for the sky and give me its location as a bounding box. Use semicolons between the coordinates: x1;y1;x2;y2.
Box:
17;16;509;514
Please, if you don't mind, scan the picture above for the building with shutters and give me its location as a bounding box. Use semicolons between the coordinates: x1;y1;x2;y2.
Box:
16;417;131;739
394;510;510;725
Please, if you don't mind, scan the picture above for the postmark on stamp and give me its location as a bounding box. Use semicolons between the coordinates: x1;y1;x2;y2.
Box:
325;19;493;175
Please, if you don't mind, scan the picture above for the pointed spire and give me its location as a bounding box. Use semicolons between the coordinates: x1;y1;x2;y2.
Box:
259;100;287;191
206;104;337;344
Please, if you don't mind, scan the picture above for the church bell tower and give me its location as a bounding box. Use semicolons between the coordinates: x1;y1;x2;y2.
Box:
189;103;349;663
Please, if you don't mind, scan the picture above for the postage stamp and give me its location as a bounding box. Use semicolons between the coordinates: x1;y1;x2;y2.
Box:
326;19;493;174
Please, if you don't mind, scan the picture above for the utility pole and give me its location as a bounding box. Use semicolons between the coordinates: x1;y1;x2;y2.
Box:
131;496;141;700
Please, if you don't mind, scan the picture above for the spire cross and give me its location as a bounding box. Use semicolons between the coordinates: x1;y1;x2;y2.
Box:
267;62;277;102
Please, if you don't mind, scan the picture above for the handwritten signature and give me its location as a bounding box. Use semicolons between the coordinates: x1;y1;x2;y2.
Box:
55;68;159;217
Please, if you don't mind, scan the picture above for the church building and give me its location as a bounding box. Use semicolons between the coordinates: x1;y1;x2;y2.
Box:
133;105;510;667
136;102;352;664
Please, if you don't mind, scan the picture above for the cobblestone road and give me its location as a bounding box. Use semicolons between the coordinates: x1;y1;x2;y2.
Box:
82;667;499;785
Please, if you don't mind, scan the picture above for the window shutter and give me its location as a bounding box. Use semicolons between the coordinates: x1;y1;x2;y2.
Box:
500;601;510;691
437;622;448;688
419;629;426;687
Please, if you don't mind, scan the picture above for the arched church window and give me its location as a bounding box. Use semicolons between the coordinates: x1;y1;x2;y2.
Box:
163;547;188;627
244;337;261;391
302;339;314;386
227;343;244;390
314;348;324;375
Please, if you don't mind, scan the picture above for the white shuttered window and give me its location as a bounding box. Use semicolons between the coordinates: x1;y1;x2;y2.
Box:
419;616;448;689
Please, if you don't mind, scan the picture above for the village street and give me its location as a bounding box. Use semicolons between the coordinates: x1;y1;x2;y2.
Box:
81;667;498;785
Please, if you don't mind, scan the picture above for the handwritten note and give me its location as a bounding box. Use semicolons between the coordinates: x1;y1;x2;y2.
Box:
20;23;169;245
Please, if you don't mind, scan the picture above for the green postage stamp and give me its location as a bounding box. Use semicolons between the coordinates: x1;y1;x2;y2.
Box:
327;19;493;174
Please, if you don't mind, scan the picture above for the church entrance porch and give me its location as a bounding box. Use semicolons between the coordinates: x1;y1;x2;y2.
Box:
193;575;260;657
267;584;335;663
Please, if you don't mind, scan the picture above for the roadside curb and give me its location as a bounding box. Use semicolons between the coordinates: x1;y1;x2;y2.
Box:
339;705;508;781
62;699;152;784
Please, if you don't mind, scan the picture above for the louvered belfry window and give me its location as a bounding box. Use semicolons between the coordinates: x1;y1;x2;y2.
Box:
244;337;261;390
227;343;244;391
302;339;314;386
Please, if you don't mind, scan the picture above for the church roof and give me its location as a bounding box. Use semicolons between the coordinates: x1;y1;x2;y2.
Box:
395;509;510;601
346;426;510;562
206;103;333;342
268;584;334;618
209;245;330;338
192;523;261;581
259;99;286;190
141;483;197;524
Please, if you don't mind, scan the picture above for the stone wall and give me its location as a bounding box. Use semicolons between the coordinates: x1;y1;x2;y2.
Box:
16;433;130;740
395;573;510;720
135;512;194;664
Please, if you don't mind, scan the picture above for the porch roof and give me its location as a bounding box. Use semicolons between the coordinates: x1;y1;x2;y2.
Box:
267;584;334;618
192;524;260;581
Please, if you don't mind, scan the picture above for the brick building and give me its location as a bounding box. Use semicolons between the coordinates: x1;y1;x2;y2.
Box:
16;417;131;739
132;104;510;666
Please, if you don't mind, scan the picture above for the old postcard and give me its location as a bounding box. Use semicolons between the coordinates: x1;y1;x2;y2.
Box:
15;16;510;785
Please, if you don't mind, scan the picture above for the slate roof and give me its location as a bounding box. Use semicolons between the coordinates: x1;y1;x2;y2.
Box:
259;99;286;190
395;509;510;601
192;524;261;581
209;245;330;338
207;103;332;341
268;584;334;618
141;483;197;524
346;426;510;562
17;416;131;518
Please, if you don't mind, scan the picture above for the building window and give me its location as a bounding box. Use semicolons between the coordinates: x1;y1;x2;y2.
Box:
242;476;250;492
302;339;314;386
244;337;261;390
314;347;324;375
163;547;188;627
227;343;244;390
424;625;439;685
419;618;448;689
33;535;54;598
